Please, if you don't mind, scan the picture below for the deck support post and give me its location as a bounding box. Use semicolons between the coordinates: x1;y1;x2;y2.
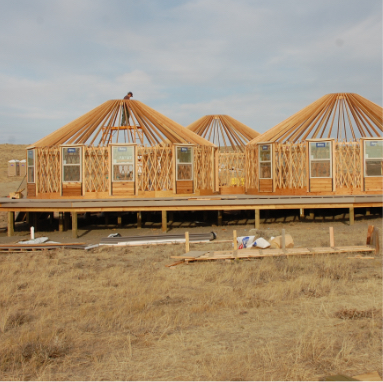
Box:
255;209;260;229
366;207;371;216
217;210;223;226
117;213;122;228
300;208;305;220
50;212;54;228
137;212;142;229
58;212;64;232
162;210;167;232
72;212;78;238
169;211;174;226
349;207;354;225
7;211;14;237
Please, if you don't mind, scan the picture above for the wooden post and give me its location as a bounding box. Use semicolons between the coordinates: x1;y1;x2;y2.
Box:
117;213;122;228
162;210;167;232
217;210;223;226
58;212;64;232
137;211;142;229
185;231;189;252
300;208;305;220
50;212;54;228
309;209;315;220
349;207;354;225
366;207;371;216
169;211;174;225
72;212;78;239
7;212;14;237
255;209;260;229
281;229;286;250
329;227;335;247
233;230;238;250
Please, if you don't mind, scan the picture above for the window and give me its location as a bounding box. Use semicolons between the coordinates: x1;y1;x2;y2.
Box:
310;141;332;178
259;144;272;179
176;146;193;180
112;146;135;181
27;149;35;183
62;147;81;182
364;140;383;177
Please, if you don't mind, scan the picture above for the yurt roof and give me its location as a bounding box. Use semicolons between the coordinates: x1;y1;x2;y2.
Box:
187;115;259;151
248;93;382;145
33;99;215;148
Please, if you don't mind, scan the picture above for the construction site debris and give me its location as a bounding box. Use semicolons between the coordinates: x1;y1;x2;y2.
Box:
270;234;294;249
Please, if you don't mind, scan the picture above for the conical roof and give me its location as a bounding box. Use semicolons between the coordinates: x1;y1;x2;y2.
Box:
187;115;259;152
33;99;215;148
248;93;382;145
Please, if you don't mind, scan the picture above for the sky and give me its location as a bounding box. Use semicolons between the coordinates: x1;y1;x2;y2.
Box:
0;0;381;144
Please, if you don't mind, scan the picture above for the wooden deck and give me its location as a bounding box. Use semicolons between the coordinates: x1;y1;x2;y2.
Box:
1;194;381;237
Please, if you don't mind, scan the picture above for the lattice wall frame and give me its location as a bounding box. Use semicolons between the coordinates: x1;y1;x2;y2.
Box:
335;141;361;189
274;142;307;189
137;147;173;191
84;147;109;193
218;152;245;187
37;147;60;193
245;146;259;190
194;146;214;190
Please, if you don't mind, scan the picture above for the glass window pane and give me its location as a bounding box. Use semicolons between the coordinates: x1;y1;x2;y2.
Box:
63;165;80;182
27;150;34;166
113;164;134;181
311;161;331;177
177;164;192;180
28;167;34;183
63;148;80;164
177;147;192;163
259;145;271;161
112;146;134;163
260;162;272;178
366;160;383;176
365;141;383;159
310;142;331;160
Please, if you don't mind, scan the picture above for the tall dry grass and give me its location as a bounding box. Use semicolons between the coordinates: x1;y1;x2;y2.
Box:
0;245;381;380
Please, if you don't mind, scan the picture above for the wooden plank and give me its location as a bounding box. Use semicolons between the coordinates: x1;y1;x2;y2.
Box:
185;232;189;252
365;177;383;191
219;186;245;195
353;371;381;381
349;207;354;225
176;180;193;194
255;209;260;229
62;183;82;197
27;183;37;198
161;210;167;232
310;178;333;192
72;211;78;238
112;182;135;196
259;179;273;192
329;227;335;247
366;225;374;245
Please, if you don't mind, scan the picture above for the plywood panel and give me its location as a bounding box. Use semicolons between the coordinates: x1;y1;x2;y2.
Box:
365;177;383;191
259;179;273;192
310;178;332;192
62;183;82;197
112;182;135;196
220;186;245;195
27;183;36;198
177;180;193;194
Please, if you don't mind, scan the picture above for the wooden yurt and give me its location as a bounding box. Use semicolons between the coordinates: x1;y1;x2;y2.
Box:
246;93;383;195
26;99;217;199
187;115;259;194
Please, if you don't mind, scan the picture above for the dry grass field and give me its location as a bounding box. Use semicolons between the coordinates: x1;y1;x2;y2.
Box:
0;144;382;380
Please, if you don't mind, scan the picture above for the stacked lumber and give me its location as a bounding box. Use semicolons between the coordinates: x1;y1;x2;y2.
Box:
100;232;216;246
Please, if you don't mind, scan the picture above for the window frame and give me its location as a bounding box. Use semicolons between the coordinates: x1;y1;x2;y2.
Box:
258;143;272;180
309;140;333;178
27;149;35;183
111;144;136;182
364;139;383;178
176;145;194;181
61;146;82;183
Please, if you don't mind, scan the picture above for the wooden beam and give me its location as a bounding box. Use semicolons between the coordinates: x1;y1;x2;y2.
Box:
349;207;354;225
329;227;335;247
161;210;167;232
7;212;14;237
255;209;260;229
72;212;78;238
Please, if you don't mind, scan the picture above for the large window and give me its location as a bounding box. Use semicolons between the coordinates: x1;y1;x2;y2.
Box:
62;147;81;182
176;146;193;180
112;146;135;181
364;140;383;177
310;141;332;178
27;149;35;183
259;144;272;179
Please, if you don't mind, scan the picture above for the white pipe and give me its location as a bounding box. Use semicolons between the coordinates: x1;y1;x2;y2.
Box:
30;226;35;240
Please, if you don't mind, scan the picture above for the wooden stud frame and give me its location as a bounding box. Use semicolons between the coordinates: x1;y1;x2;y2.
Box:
175;144;194;181
60;145;83;184
258;143;273;180
307;139;334;179
109;143;137;182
